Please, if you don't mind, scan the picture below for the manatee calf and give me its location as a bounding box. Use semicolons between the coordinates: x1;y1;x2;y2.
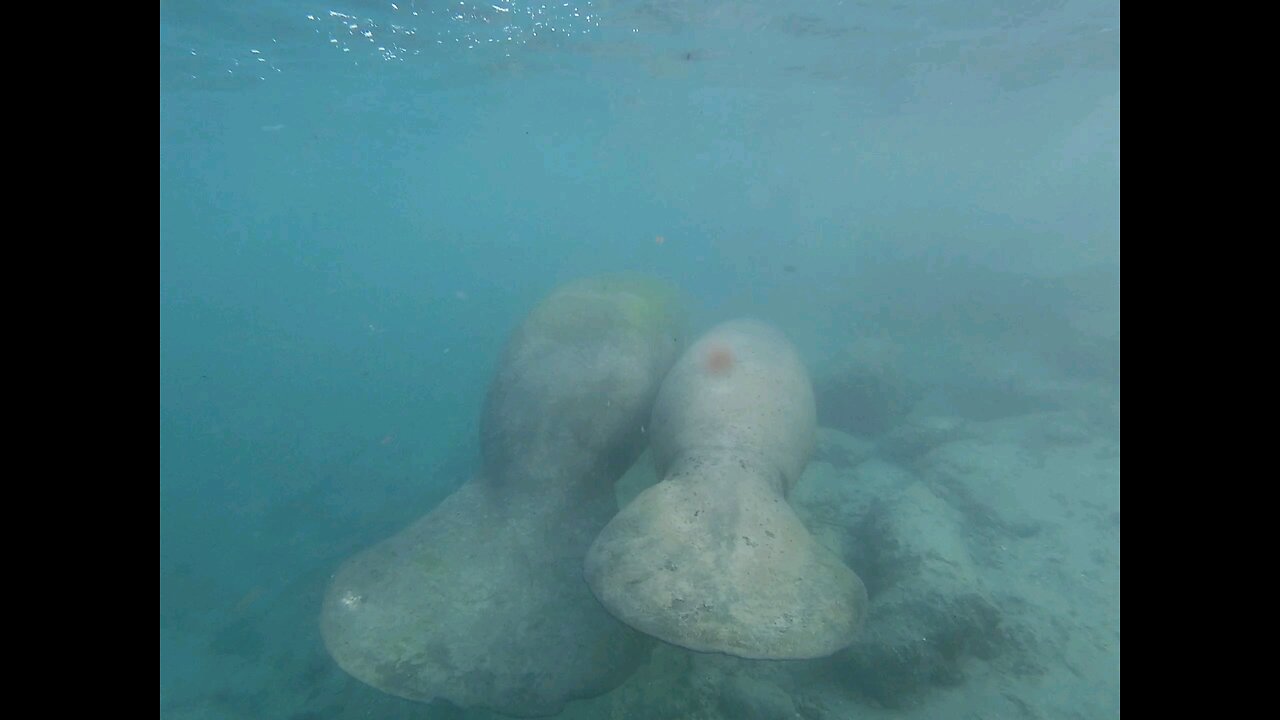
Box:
584;319;867;659
320;276;684;717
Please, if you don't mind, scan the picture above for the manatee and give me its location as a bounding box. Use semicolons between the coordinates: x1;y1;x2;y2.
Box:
320;276;684;717
584;319;867;659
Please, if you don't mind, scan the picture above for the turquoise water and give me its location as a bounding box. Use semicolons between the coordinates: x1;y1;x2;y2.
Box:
160;2;1119;718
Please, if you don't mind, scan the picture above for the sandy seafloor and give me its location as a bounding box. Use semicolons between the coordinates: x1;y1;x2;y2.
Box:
161;370;1119;720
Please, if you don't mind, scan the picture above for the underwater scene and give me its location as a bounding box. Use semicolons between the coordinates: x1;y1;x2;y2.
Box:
160;2;1120;719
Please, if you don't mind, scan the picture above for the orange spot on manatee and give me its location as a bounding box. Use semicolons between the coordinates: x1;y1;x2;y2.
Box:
654;235;666;245
704;345;735;376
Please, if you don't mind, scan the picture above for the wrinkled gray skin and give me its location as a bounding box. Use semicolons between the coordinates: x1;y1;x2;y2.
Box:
585;320;868;660
320;277;684;717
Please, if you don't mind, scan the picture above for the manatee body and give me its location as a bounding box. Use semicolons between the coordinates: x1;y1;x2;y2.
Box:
320;276;683;717
585;319;868;660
